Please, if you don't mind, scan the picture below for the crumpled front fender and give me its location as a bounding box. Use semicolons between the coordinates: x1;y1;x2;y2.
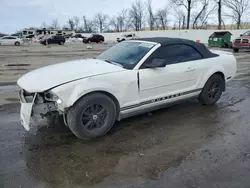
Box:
50;78;124;110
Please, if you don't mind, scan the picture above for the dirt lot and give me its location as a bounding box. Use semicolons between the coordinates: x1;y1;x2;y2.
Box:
0;43;250;188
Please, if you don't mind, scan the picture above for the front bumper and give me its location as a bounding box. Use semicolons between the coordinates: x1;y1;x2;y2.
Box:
19;90;59;131
233;45;250;49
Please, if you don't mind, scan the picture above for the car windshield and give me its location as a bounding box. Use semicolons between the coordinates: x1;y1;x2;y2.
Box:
96;41;155;69
242;31;250;36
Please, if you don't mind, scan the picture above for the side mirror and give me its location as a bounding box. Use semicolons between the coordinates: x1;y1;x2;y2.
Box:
145;58;166;68
240;34;243;37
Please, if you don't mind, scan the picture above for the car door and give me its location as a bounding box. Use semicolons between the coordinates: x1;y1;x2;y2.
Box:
54;36;60;43
138;44;203;102
8;37;18;45
52;36;57;44
1;37;13;45
92;35;97;42
0;37;7;45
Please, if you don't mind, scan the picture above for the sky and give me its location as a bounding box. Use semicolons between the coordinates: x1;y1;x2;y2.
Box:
0;0;168;34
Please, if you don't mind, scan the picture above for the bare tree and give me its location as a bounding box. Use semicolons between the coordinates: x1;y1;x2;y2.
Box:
83;16;89;32
110;16;120;32
223;0;250;29
93;13;109;33
129;0;145;31
171;0;197;29
156;6;169;30
67;19;75;31
192;0;216;29
192;0;208;29
109;9;130;32
119;9;131;31
173;9;186;29
51;19;59;29
147;0;155;30
83;16;95;33
73;16;80;31
217;0;222;29
42;21;47;29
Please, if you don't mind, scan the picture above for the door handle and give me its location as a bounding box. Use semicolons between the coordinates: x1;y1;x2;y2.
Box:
186;67;195;72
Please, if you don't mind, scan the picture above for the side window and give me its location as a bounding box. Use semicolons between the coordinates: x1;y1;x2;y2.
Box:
172;44;203;63
142;44;202;68
8;37;16;39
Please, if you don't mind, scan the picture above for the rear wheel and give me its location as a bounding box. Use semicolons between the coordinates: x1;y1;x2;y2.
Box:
199;74;224;105
15;42;20;46
233;48;239;53
59;41;64;45
67;93;117;140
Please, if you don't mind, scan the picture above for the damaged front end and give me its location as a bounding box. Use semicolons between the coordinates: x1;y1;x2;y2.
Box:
19;89;65;131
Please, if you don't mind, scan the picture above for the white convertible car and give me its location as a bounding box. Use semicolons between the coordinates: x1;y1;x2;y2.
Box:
17;37;237;140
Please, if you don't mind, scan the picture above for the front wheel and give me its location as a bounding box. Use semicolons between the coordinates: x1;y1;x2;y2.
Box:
15;42;20;46
233;48;239;53
59;41;64;45
199;74;224;105
67;93;117;140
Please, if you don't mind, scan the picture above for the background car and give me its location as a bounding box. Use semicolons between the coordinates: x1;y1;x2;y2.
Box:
82;34;104;44
40;35;66;45
0;36;23;46
73;34;87;39
117;33;139;42
232;30;250;52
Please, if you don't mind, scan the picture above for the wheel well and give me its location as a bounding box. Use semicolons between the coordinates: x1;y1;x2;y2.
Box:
213;72;226;91
75;91;120;118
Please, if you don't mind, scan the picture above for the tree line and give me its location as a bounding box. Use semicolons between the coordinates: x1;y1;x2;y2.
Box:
41;0;249;33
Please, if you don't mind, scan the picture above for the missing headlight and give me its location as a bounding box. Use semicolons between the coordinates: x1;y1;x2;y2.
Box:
45;92;59;102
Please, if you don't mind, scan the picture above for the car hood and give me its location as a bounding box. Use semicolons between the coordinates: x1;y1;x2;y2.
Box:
17;59;125;93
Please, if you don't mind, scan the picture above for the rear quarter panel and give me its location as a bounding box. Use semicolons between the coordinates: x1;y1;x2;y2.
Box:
197;51;237;89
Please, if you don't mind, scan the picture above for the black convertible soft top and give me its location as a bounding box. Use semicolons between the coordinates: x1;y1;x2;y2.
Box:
134;37;218;58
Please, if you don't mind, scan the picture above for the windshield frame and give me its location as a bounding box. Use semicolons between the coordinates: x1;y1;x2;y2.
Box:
96;40;157;70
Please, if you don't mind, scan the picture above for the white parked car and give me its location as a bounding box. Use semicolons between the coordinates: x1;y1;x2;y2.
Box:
17;37;237;140
117;33;139;42
0;36;23;46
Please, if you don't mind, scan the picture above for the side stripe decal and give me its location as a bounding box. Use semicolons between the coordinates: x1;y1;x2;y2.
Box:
120;88;202;111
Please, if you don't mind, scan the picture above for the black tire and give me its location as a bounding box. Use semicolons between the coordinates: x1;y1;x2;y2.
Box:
199;74;224;105
67;93;117;140
233;48;239;53
15;42;20;46
59;41;64;45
